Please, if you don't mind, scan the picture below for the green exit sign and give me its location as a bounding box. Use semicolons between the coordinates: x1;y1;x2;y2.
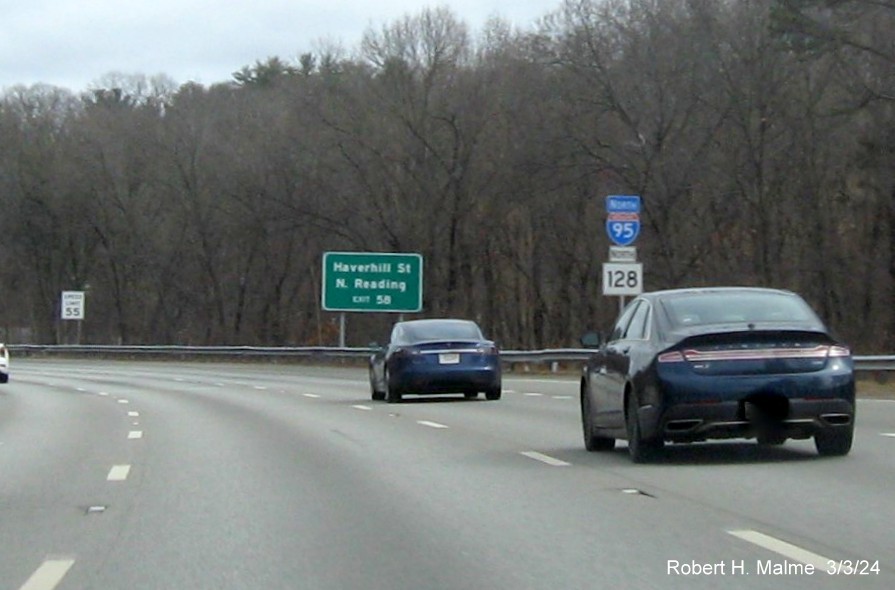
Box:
322;252;423;312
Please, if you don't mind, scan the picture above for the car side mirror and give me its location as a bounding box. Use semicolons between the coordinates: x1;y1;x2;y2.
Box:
580;332;602;348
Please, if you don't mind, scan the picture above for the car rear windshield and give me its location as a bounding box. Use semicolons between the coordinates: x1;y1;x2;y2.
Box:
661;292;818;329
402;322;484;343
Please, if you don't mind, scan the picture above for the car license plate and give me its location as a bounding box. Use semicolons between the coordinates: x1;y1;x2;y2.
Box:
439;353;460;364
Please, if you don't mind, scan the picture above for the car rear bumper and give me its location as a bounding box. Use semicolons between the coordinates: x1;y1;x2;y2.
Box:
643;370;855;442
643;398;854;442
391;363;501;395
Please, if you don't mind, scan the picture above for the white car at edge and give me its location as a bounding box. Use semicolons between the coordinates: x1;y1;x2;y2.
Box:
0;344;8;383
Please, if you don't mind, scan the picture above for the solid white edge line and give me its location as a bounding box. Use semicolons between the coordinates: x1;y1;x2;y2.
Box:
417;420;449;429
107;465;131;481
18;558;76;590
128;431;143;439
520;451;571;467
728;530;833;569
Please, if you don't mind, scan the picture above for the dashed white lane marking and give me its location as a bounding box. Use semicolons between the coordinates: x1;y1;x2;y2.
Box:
128;431;143;439
552;395;573;400
417;420;449;429
107;465;131;481
253;386;267;390
98;391;109;397
520;451;571;467
117;399;130;405
728;530;833;568
127;411;139;417
524;393;544;397
303;394;321;399
18;558;75;590
76;387;86;392
510;378;578;385
353;405;373;411
881;433;895;438
504;389;517;394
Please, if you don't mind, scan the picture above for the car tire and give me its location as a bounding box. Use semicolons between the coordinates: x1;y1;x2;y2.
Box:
626;393;662;463
582;386;615;452
485;386;501;401
814;426;853;456
385;369;402;404
369;367;385;401
757;433;786;446
0;373;7;384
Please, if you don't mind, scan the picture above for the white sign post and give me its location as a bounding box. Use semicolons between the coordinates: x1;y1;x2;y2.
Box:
61;291;85;320
60;291;85;344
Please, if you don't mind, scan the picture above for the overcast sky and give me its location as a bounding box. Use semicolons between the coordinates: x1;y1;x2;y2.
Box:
1;0;559;93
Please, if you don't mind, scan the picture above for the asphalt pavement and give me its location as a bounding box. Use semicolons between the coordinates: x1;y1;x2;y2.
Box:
1;360;893;589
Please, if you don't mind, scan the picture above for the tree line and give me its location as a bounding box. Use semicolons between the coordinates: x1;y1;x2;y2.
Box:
1;0;893;351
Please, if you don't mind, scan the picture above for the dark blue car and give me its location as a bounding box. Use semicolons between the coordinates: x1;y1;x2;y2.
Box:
370;319;502;403
580;287;855;462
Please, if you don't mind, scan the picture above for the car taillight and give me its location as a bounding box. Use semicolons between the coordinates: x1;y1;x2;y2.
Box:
392;347;419;358
658;351;685;363
477;344;498;355
828;346;850;358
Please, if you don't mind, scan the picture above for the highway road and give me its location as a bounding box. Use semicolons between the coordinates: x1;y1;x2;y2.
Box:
1;359;893;589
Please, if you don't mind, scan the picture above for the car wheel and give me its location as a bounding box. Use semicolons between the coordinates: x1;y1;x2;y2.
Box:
626;393;662;463
385;369;402;404
757;433;786;446
582;385;615;452
485;386;501;401
0;373;7;384
814;426;853;456
370;368;385;401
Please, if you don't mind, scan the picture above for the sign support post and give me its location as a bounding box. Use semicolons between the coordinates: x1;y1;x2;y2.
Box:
322;252;424;346
603;196;643;309
60;291;86;345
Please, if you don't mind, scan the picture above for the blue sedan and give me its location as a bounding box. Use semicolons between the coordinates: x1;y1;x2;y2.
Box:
580;287;855;462
370;319;502;403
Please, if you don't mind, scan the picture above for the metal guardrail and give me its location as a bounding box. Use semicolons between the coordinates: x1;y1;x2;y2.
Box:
6;344;895;372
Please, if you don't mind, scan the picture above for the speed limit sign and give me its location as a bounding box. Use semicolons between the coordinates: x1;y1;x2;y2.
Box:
61;291;85;320
602;263;642;296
